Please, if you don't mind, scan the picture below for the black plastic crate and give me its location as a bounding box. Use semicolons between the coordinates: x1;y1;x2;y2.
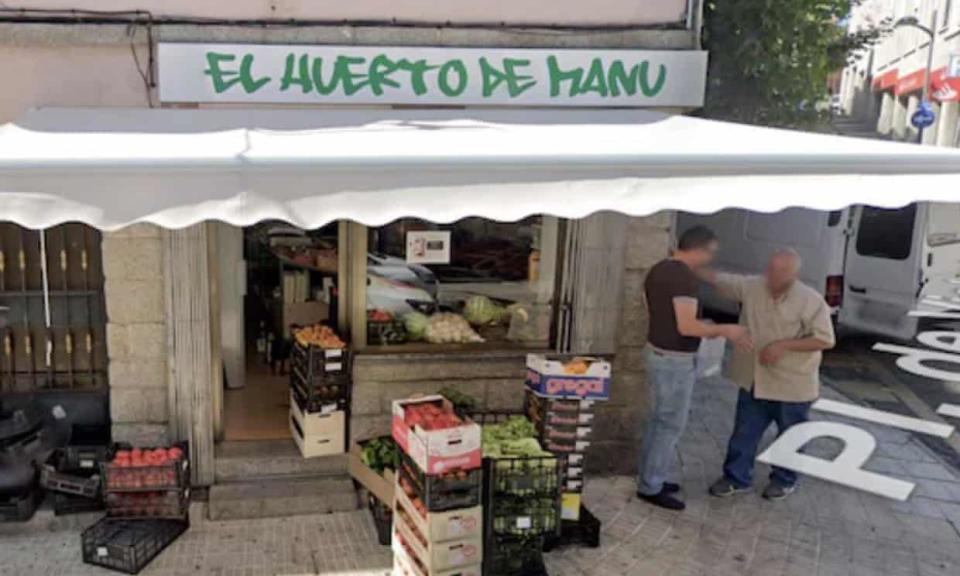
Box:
62;423;113;471
40;451;101;498
0;404;42;445
82;517;188;574
290;375;351;414
542;505;601;552
368;493;392;546
483;534;548;576
397;450;482;513
106;489;189;520
54;492;105;516
0;486;42;523
291;341;351;380
367;319;408;346
487;495;560;538
484;456;562;499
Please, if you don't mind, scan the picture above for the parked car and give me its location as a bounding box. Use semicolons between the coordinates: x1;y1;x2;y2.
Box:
678;202;960;341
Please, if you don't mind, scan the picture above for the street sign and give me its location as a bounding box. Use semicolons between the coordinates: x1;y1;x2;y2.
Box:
911;100;936;129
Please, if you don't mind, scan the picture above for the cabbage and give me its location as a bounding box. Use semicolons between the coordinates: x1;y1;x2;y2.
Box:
403;312;429;341
464;295;506;326
424;313;484;344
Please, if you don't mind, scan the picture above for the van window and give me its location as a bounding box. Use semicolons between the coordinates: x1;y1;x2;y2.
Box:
855;204;917;260
827;211;843;227
927;203;960;247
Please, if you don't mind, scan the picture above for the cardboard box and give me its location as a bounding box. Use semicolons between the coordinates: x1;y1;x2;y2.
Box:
391;396;482;475
525;354;611;400
526;388;596;417
393;535;482;576
282;301;329;334
347;438;396;506
289;401;346;458
394;508;483;572
395;478;482;543
540;437;591;455
290;393;346;436
561;493;582;521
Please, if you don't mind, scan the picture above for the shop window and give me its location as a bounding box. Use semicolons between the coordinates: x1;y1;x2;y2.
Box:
0;223;107;393
364;216;559;349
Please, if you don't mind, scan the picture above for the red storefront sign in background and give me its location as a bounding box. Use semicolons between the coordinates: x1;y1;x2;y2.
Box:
877;66;960;101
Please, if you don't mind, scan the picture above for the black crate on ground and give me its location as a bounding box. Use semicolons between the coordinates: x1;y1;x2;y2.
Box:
0;404;42;445
542;505;601;552
106;489;189;520
0;486;42;523
368;493;392;546
483;534;548;576
398;450;482;513
40;451;101;498
62;423;113;471
82;517;188;575
54;492;105;516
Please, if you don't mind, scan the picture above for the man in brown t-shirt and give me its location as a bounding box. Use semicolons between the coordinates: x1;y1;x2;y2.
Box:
637;225;748;511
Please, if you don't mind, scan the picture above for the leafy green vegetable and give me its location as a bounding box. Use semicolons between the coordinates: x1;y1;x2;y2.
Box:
402;312;429;341
464;295;506;326
360;436;400;475
438;386;477;413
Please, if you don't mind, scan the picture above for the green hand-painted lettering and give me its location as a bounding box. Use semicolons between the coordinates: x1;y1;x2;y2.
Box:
546;56;583;97
438;60;468;97
396;59;439;96
580;58;609;97
638;62;667;97
480;58;536;98
367;55;402;96
280;54;313;93
607;61;639;97
204;52;270;94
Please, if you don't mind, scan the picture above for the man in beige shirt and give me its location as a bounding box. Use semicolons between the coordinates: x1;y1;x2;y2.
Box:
705;249;835;500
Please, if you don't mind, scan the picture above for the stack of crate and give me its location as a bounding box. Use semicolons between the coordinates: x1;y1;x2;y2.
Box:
469;410;561;576
289;340;350;458
391;395;484;576
82;443;190;574
524;353;610;531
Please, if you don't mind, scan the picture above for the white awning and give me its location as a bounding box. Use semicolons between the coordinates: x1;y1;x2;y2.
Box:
2;107;960;230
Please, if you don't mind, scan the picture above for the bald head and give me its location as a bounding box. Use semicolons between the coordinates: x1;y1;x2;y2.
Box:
766;249;802;295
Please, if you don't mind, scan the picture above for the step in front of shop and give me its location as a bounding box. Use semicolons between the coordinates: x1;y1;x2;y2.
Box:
207;475;359;520
214;440;348;483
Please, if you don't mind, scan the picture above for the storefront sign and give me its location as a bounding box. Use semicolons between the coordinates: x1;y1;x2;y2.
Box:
158;43;708;107
872;68;899;92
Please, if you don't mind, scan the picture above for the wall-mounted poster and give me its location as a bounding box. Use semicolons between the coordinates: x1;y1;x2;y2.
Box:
406;231;451;264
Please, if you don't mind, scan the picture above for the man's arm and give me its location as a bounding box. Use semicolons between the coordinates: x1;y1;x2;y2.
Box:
698;270;749;304
673;297;749;344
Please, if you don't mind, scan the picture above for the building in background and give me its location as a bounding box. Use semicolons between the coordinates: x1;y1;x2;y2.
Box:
840;0;960;145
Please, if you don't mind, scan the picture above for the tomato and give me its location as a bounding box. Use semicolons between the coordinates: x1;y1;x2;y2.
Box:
167;447;183;460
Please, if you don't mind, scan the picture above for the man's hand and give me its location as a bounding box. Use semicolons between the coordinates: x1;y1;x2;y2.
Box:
759;341;787;365
719;325;753;350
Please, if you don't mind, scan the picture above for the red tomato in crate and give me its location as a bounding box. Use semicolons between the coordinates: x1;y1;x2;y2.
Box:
167;447;183;461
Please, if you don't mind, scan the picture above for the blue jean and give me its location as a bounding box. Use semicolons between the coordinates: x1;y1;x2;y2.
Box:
723;388;812;489
637;348;696;496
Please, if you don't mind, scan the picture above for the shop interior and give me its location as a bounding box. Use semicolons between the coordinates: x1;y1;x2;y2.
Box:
220;216;560;441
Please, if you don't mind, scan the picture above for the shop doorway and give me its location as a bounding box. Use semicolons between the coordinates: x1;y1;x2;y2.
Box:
219;221;340;441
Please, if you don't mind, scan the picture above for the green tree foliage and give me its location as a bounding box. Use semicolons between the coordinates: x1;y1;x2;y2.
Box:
702;0;883;128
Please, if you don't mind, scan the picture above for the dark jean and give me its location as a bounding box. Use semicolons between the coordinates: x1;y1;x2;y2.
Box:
637;347;697;496
723;387;812;489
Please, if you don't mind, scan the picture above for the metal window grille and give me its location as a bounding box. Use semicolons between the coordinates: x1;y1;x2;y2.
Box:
0;223;108;393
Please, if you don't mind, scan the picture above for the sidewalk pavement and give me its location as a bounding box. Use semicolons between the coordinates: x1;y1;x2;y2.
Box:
4;375;960;576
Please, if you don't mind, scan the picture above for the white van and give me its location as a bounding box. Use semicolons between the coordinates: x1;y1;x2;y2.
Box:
677;202;960;341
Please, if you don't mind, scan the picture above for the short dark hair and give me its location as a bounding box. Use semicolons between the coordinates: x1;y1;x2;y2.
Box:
678;225;718;251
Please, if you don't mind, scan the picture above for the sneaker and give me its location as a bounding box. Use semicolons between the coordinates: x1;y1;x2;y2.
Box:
637;488;686;511
762;482;796;501
708;477;754;498
663;482;681;494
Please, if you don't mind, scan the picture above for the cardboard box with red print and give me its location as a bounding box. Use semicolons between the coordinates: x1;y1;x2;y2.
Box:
391;395;482;475
524;354;611;400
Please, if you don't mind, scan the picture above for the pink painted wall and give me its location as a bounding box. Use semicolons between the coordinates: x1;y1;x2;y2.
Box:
0;45;149;123
7;0;689;27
